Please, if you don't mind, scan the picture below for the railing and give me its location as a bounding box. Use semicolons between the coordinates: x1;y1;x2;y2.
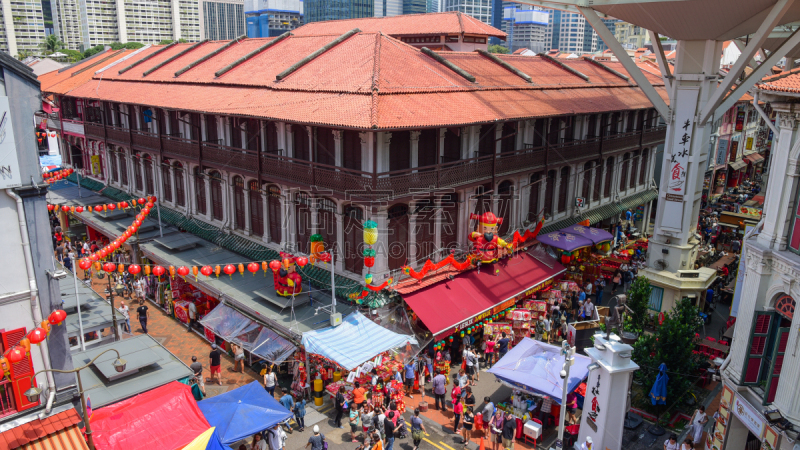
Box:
642;126;668;146
163;135;199;160
603;130;642;152
84;121;105;140
106;125;131;145
203;142;259;175
0;380;16;418
131;129;160;152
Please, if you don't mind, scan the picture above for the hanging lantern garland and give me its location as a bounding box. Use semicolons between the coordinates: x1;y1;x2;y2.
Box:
348;220;392;302
0;310;65;381
42;168;74;184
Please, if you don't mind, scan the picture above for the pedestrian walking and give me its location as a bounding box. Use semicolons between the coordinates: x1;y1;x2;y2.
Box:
119;300;130;333
489;410;504;450
136;299;149;333
231;342;245;373
464;346;477;383
690;405;708;445
349;403;361;442
187;300;197;332
623;268;633;293
209;343;222;386
189;356;206;396
361;404;374;436
267;423;287;450
538;395;553;424
482;397;494;439
292;394;306;431
462;406;474;447
485;336;496;366
384;411;401;450
252;433;267;450
501;412;517;450
404;359;416;399
264;365;277;397
612;270;622;294
410;409;426;450
334;385;346;428
353;381;367;410
433;371;446;411
496;332;510;360
305;426;326;450
595;276;606;306
452;396;463;433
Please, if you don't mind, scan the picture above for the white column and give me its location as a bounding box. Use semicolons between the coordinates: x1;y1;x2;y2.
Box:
277;122;288;154
335;210;344;272
187;168;196;216
116;0;128;43
171;0;182;41
377;132;391;172
262;191;270;242
434;195;443;258
359;132;371;172
410;131;421;169
408;203;418;266
243;189;252;234
494;123;502;153
280;185;291;250
333;130;343;167
204;175;212;220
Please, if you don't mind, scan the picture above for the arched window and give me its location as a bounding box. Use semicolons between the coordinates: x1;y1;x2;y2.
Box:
161;159;172;202
194;167;207;215
593;159;602;202
143;155;154;194
249;181;264;236
119;151;128;186
497;181;513;235
558;166;570;213
267;185;282;244
387;204;409;272
343;205;364;273
233;176;245;230
544;170;556;216
581;161;593;200
528;172;542;221
209;170;223;221
173;162;185;207
639;149;649;185
441;193;458;251
318;198;337;256
619;153;630;191
604;157;614;198
132;154;142;191
295;192;312;253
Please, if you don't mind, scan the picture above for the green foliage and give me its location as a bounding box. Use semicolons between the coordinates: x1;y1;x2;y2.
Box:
632;298;701;413
83;45;105;58
488;44;510;54
626;276;652;334
83;42;145;58
158;38;188;45
62;49;84;62
40;34;64;54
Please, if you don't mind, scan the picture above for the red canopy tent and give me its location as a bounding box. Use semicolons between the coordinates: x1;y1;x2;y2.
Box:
89;381;210;450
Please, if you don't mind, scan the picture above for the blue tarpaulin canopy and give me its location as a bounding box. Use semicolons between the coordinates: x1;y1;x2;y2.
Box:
301;311;419;370
488;338;592;405
198;381;293;445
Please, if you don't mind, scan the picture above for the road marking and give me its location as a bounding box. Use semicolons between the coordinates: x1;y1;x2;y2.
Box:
439;441;457;450
318;405;332;414
424;439;445;450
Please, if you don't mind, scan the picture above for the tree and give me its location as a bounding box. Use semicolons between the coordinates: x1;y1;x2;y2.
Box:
83;45;104;58
632;298;701;412
625;276;652;335
62;49;84;62
40;34;64;54
488;44;510;54
158;38;187;45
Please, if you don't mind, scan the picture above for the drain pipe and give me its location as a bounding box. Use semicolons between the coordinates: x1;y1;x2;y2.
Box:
7;190;57;412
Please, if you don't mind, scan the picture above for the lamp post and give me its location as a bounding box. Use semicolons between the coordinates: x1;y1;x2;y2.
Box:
25;348;127;450
99;270;122;341
553;340;575;450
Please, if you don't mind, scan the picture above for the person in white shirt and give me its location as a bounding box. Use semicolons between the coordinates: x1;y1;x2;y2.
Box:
119;301;130;333
542;314;551;342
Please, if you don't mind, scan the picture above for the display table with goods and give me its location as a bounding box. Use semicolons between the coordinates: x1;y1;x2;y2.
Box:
321;353;406;409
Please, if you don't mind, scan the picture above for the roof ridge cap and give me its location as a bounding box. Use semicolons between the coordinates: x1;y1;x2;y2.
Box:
759;65;800;83
371;33;382;128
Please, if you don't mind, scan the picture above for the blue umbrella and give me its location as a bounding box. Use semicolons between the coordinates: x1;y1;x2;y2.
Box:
649;363;669;405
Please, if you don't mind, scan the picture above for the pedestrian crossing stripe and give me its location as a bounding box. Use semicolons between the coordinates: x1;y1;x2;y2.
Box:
439;441;456;450
424;439;445;450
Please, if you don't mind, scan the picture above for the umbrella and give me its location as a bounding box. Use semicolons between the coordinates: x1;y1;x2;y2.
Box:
649;363;668;405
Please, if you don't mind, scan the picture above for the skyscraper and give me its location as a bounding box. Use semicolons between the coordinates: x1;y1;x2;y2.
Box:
0;0;47;56
244;0;302;37
304;0;374;23
502;5;548;53
545;11;596;54
594;19;619;52
204;0;246;40
441;0;490;25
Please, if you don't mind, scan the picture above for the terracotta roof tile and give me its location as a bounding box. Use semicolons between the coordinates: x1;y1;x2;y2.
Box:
292;11;506;38
0;409;82;449
754;65;800;93
37;49;137;95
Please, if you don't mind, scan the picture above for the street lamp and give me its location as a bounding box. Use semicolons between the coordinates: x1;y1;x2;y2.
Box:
97;270;121;341
24;348;126;450
553;341;575;450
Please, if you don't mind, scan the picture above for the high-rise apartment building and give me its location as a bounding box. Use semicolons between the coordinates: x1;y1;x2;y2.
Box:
53;0;200;51
441;0;490;25
0;0;47;56
403;0;426;15
546;11;596;53
304;0;374;23
425;0;437;13
244;0;301;37
614;22;650;50
502;5;548;53
594;19;618;52
204;0;245;40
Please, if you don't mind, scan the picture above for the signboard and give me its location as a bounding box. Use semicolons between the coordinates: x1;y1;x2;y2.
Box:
729;140;740;162
705;385;735;450
762;424;780;450
746;136;754;150
736;110;745;131
90;155;101;175
732;393;765;437
575;197;586;208
661;87;699;230
46;131;59;156
716;138;729;166
0;96;22;189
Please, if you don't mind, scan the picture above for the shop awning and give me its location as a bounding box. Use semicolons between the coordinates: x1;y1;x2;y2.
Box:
487;338;592;405
537;231;594;252
200;304;296;364
402;252;565;340
539;189;658;234
744;153;764;164
301;311;418;370
728;160;747;171
558;225;613;245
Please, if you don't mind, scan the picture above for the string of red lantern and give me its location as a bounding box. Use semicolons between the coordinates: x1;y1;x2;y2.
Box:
42;168;74;184
47;196;154;216
0;310;65;380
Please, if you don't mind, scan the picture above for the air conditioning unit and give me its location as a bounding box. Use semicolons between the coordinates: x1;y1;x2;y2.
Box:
677;270;700;278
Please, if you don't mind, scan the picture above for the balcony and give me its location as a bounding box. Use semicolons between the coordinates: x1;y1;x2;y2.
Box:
84;121;105;140
131;129;160;153
61;119;84;136
202;142;259;176
642;126;668;147
106;125;131;146
163;135;199;160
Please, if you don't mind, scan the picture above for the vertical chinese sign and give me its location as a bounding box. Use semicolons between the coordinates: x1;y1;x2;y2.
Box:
661;87;699;230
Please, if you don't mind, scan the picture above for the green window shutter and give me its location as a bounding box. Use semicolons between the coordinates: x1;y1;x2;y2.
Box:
741;311;775;385
764;327;790;404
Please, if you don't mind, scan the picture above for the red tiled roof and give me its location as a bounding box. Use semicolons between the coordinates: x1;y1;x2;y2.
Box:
37;48;137;95
0;408;84;449
292;12;506;38
43;32;669;129
752;65;800;93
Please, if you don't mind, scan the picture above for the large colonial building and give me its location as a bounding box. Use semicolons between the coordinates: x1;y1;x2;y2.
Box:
39;16;666;286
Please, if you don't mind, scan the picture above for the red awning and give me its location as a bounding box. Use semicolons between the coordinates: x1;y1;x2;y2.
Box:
744;153;764;164
402;253;565;339
752;195;764;205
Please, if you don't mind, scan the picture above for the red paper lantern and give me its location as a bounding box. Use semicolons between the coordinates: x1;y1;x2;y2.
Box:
223;264;236;277
200;265;213;277
79;259;92;270
138;198;146;205
133;219;142;227
128;226;136;234
6;347;24;364
295;256;309;267
103;262;116;272
152;265;166;276
61;205;70;212
177;266;190;277
28;328;47;345
268;260;281;272
128;264;141;275
47;204;55;211
121;201;129;208
76;206;84;213
89;253;99;262
48;309;67;325
247;262;259;275
107;203;116;211
142;207;151;215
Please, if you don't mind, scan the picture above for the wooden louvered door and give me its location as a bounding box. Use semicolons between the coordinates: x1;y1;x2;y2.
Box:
343;206;363;274
414;199;435;263
293;125;309;161
497;181;513;235
249;181;264;236
442;128;461;163
417;129;438;168
342;130;362;171
267;185;282;244
390;131;411;171
315;127;336;166
528;172;542;221
742;312;775;384
478;124;496;157
558;167;569;213
210;173;223;221
1;328;37;412
441;193;458;251
233;177;245;230
764;326;790;403
387;204;409;272
544;170;556;215
593;161;603;201
295;193;312;253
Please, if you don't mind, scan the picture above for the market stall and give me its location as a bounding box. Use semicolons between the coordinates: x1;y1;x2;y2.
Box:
302;311;419;410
